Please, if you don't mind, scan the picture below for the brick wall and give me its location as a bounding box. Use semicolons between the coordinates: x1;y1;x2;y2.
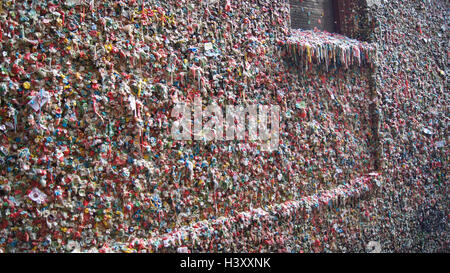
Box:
289;0;336;32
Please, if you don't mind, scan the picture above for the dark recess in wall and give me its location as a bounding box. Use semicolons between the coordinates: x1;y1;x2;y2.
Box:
289;0;336;32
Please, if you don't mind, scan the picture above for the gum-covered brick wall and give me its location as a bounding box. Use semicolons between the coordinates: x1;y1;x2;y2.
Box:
0;0;446;253
0;0;375;252
0;0;375;253
335;0;371;41
289;0;336;32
